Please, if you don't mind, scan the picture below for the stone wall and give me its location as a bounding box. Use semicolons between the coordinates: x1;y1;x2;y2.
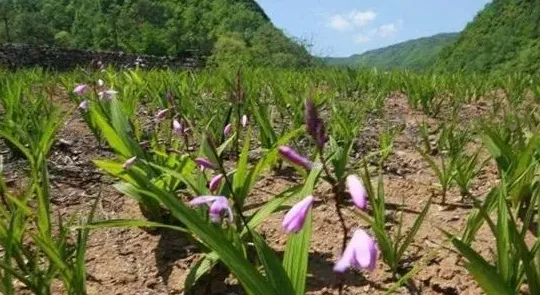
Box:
0;44;204;71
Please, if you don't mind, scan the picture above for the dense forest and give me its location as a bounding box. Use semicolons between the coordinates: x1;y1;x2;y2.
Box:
0;0;314;68
436;0;540;74
324;33;458;71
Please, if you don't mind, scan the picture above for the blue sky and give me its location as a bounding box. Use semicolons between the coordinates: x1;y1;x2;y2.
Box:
254;0;492;57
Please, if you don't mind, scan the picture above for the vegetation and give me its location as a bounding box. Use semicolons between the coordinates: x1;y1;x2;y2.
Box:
437;0;540;74
1;1;540;294
0;67;539;294
0;0;314;68
324;33;459;70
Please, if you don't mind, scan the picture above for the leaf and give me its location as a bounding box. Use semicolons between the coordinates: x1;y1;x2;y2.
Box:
252;232;295;294
496;188;510;281
184;253;220;292
396;196;432;262
233;130;251;206
282;164;322;295
442;230;513;295
244;185;302;235
75;219;189;235
89;106;131;158
283;211;312;295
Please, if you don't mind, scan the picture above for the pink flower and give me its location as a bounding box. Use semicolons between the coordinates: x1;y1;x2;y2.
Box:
209;174;224;192
73;84;89;96
195;157;216;170
241;115;248;128
173;119;183;136
123;156;137;170
98;89;118;100
282;195;314;233
224;123;232;137
346;175;368;210
155;109;169;120
78;100;88;110
278;146;312;170
334;229;378;272
190;196;233;223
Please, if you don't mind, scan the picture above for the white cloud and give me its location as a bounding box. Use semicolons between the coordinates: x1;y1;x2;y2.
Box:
349;10;377;27
327;9;377;32
377;23;398;38
327;15;352;32
354;35;372;44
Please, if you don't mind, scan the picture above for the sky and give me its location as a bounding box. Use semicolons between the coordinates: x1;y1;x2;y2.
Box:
254;0;492;57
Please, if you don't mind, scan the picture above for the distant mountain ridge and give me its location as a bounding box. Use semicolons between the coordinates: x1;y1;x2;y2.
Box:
324;32;459;70
436;0;540;74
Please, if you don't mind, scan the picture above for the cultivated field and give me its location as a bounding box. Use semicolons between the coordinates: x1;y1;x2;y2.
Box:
0;68;538;294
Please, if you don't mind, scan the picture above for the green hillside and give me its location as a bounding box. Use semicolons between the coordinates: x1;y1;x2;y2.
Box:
324;33;459;70
437;0;540;74
0;0;313;68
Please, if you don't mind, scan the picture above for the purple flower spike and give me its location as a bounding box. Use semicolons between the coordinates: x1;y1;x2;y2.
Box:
190;196;233;223
155;109;169;120
78;100;88;111
123;156;137;170
195;157;216;170
334;229;378;273
282;195;314;233
346;175;368;210
173;119;183;136
224;124;232;137
304;98;328;149
209;174;224;192
73;84;89;96
278;146;312;170
241;115;248;128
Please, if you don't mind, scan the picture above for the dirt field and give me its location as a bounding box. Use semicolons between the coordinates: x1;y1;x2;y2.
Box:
2;93;499;295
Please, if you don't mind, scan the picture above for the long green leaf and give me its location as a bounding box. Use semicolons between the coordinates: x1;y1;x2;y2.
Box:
396;196;432;261
282;164;322;295
252;232;295;294
442;231;513;295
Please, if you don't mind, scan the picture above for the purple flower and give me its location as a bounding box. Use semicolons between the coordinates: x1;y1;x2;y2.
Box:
123;156;137;170
278;146;312;170
98;89;118;100
209;174;224;192
78;100;88;110
304;98;327;149
155;109;169;120
173;119;183;136
195;157;216;170
346;175;368;210
334;229;378;273
224;124;232;137
73;84;89;96
190;196;233;223
241;115;248;128
282;195;314;233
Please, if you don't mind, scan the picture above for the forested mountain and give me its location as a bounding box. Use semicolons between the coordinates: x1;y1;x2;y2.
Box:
324;33;459;70
0;0;313;67
437;0;540;74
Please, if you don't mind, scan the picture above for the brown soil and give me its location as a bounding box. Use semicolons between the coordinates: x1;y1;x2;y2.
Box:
1;94;502;295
